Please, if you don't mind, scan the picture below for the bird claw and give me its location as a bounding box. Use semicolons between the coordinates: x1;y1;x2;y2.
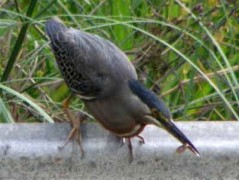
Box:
136;135;145;144
61;95;85;159
58;126;84;159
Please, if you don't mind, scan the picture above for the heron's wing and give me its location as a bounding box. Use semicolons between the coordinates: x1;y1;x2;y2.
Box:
46;18;102;100
46;18;137;99
69;29;137;97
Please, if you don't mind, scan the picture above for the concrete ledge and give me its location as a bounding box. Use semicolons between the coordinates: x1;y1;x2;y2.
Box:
0;122;238;179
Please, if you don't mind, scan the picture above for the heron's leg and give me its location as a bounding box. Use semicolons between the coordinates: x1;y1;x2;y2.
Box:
58;94;84;158
127;138;134;162
136;135;145;144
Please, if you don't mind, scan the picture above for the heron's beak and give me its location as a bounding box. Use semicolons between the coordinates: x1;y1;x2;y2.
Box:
151;108;200;157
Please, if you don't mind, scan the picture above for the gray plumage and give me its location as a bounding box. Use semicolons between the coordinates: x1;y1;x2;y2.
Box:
46;18;136;100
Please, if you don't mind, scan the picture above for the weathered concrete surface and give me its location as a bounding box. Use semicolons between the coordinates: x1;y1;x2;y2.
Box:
0;122;238;179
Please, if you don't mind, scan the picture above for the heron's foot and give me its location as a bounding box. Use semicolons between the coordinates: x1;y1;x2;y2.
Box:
58;126;84;158
61;95;85;158
136;135;145;144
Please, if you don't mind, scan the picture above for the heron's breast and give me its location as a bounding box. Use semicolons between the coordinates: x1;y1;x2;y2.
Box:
84;97;148;137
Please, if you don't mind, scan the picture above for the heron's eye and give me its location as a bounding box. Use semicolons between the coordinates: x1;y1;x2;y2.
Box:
151;108;158;117
151;108;167;120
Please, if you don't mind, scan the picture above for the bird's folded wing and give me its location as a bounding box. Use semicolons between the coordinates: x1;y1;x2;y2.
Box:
46;19;102;100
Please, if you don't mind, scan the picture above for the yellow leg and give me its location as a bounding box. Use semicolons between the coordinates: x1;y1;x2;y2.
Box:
58;94;84;158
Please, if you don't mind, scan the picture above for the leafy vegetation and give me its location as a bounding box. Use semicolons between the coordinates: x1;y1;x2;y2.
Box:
0;0;239;123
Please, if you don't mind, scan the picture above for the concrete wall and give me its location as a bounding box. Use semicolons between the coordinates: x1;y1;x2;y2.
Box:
0;122;238;179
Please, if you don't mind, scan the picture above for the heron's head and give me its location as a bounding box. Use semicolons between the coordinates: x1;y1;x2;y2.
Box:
128;79;172;121
128;79;200;157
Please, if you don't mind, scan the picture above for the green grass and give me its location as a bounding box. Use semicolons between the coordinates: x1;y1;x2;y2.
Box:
0;0;239;123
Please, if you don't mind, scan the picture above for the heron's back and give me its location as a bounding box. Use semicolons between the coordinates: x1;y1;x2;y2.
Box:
46;18;137;99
